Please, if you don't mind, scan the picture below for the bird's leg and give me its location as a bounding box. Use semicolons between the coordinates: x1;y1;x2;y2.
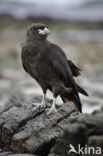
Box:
47;97;57;115
32;93;47;111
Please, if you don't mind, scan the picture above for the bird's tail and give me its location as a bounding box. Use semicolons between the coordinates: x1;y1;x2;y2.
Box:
77;84;88;96
61;92;82;113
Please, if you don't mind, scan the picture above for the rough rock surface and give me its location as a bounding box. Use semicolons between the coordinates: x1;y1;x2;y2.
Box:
49;109;103;156
0;95;78;156
0;95;103;156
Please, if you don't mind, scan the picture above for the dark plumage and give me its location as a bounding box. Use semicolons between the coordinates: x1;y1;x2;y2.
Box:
21;23;88;114
68;60;81;77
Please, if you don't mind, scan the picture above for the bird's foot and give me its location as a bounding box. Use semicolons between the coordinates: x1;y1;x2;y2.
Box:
47;106;57;115
32;102;46;112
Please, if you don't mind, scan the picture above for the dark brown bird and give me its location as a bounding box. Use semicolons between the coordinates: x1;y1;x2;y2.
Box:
21;23;88;114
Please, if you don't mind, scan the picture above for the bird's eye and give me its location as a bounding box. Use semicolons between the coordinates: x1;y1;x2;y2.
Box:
39;26;45;30
31;27;39;31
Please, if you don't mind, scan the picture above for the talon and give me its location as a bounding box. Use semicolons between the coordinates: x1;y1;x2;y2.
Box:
32;102;46;112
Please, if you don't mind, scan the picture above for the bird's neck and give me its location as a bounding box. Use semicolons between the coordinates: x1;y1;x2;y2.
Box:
27;37;47;44
35;40;48;51
26;37;48;51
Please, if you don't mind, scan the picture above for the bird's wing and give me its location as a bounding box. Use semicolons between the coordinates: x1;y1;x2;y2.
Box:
49;42;81;77
48;49;82;111
48;49;76;90
68;60;81;77
49;42;66;58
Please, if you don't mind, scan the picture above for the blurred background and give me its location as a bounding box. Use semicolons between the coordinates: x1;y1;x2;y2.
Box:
0;0;103;114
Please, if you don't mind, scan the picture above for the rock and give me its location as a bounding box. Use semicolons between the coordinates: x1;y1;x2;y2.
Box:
0;96;24;115
0;95;103;156
0;153;37;156
49;111;103;156
88;135;103;147
0;152;13;156
0;95;78;156
8;154;37;156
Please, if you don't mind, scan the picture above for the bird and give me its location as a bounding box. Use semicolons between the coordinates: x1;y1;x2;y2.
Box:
21;23;88;114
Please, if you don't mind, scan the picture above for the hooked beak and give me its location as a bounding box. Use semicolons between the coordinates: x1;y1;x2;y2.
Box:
38;27;50;35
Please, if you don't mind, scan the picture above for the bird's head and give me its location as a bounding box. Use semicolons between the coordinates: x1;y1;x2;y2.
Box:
26;23;50;41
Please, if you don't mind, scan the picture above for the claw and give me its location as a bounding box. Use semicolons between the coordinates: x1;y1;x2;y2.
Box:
32;102;46;112
32;102;46;108
32;94;47;112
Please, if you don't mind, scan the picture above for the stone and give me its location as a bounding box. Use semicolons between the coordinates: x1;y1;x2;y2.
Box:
0;95;103;156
